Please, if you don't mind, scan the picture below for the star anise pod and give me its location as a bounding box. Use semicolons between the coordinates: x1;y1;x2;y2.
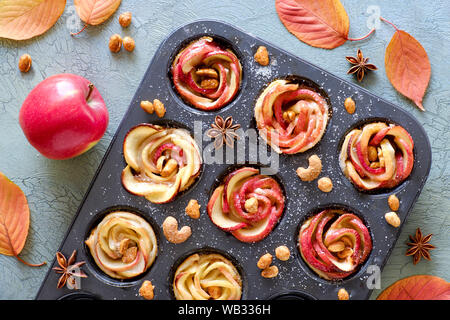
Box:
53;250;87;289
346;49;377;82
206;115;241;149
405;228;436;265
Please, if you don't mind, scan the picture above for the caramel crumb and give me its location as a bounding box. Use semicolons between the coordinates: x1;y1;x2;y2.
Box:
139;280;155;300
119;12;132;28
318;177;333;192
18;54;32;73
275;246;290;261
338;288;349;300
153;99;166;118
388;194;400;211
257;253;273;270
261;265;278;278
344;97;356;114
254;46;269;66
185;199;201;219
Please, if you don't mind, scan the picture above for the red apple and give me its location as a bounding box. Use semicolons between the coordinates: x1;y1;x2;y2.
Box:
19;74;109;160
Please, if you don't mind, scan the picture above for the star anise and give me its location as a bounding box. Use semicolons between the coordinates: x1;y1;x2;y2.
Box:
405;228;436;265
206;115;241;149
53;250;87;289
346;49;377;82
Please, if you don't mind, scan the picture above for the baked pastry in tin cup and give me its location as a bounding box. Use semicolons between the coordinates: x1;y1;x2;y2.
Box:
121;124;202;203
171;36;242;111
254;78;329;154
173;252;242;300
85;211;158;279
207;167;285;243
298;209;372;280
339;122;414;191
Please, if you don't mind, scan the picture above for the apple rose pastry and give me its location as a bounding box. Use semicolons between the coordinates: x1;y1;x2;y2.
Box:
339;122;414;190
173;253;242;300
207;167;285;242
121;124;202;203
254;79;329;154
299;209;372;280
171;36;242;111
85;211;158;279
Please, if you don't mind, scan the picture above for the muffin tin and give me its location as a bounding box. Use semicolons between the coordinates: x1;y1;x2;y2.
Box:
35;20;431;300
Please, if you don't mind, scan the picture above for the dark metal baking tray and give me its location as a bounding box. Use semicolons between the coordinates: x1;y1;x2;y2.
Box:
35;20;431;300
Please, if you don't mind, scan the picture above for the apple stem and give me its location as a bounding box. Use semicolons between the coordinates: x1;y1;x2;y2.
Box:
347;28;376;42
380;17;399;31
86;83;94;101
71;24;88;37
15;255;46;268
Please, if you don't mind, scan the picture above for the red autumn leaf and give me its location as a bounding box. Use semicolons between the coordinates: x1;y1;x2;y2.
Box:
383;18;431;111
275;0;374;49
377;275;450;300
0;171;45;267
275;0;350;49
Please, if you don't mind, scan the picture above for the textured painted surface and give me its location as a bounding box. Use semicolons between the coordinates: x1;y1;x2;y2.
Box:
0;0;448;300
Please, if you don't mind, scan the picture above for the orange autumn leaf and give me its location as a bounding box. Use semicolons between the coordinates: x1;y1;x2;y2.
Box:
383;18;431;111
72;0;121;35
377;275;450;300
0;0;66;41
0;172;45;267
275;0;352;49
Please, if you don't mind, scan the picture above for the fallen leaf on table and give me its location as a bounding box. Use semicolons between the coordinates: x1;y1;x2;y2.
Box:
0;171;45;267
382;17;431;111
275;0;374;49
377;275;450;300
72;0;122;35
0;0;66;40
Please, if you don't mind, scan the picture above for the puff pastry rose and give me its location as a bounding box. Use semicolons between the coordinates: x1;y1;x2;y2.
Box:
254;79;329;154
339;122;414;190
171;36;242;111
85;211;158;279
207;167;285;242
121;124;202;203
299;209;372;280
173;253;242;300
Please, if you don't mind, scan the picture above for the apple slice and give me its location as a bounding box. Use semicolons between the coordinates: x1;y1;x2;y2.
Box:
232;211;279;242
208;186;248;231
223;167;258;213
123;124;160;171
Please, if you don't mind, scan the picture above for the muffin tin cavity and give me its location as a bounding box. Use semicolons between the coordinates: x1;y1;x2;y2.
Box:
168;247;247;300
168;35;245;114
337;117;416;195
36;20;431;300
295;205;373;284
83;207;159;287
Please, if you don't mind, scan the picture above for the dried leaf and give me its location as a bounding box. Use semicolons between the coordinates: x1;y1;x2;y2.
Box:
275;0;350;49
0;0;66;40
74;0;121;26
377;275;450;300
0;172;45;266
385;28;431;111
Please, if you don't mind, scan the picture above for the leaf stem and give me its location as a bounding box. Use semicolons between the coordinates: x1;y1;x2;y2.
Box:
15;255;46;267
71;24;88;36
347;28;376;41
380;17;399;31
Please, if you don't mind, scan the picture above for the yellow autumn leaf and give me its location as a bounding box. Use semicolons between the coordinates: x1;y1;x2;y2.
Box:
0;0;66;41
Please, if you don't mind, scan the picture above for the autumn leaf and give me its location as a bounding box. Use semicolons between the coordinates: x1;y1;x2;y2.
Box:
275;0;374;49
72;0;122;35
0;0;66;41
0;172;45;267
377;275;450;300
382;17;431;111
